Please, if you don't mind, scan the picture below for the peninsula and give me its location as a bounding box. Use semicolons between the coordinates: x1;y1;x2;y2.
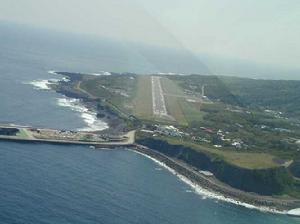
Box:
3;71;300;214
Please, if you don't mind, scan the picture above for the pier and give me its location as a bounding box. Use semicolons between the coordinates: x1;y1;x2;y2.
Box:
0;124;135;147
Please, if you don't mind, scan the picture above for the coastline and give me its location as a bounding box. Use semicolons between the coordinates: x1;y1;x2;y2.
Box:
25;71;110;132
47;70;127;134
26;70;300;215
130;144;299;215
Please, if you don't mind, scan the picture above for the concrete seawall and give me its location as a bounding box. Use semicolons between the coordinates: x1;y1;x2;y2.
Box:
0;125;135;147
132;144;299;212
0;136;134;147
1;127;299;214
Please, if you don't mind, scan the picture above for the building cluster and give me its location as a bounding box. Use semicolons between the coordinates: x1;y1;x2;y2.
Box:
194;128;246;149
141;125;187;138
217;129;245;149
155;125;186;137
30;128;110;142
142;124;248;150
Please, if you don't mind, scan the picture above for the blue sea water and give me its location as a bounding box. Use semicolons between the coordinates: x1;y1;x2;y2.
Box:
0;22;299;223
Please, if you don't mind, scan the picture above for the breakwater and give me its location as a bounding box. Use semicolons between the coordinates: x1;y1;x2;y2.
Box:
132;144;299;212
0;125;135;147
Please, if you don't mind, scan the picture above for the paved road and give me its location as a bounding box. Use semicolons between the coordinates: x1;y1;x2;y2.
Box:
151;76;168;116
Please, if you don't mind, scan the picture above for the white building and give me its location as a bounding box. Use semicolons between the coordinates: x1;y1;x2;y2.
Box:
156;125;183;137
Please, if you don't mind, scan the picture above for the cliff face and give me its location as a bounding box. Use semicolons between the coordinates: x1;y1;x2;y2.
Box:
0;128;19;136
137;137;293;195
289;159;300;178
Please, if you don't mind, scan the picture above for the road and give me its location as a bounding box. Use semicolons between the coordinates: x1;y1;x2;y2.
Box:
151;76;168;117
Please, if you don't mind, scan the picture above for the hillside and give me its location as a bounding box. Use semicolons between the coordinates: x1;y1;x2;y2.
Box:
170;75;300;119
52;72;300;197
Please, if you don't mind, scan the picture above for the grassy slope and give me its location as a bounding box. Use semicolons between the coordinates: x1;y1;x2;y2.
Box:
132;76;153;120
160;77;205;126
171;74;300;119
160;77;187;125
64;73;294;171
79;74;137;116
78;74;205;125
180;99;206;124
16;129;29;138
158;136;279;169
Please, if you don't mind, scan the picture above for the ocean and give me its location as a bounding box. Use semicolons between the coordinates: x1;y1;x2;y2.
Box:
0;22;298;223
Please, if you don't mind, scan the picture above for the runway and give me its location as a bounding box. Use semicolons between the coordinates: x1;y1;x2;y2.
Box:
151;76;168;116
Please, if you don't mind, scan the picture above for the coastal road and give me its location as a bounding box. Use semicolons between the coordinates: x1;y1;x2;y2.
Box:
151;76;168;117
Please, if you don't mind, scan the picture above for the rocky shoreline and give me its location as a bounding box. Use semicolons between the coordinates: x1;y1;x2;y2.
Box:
50;80;127;135
132;144;300;213
49;72;300;214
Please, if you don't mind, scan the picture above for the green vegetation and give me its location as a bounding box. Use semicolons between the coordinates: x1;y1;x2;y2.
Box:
136;135;294;195
16;129;29;138
140;133;280;169
160;77;188;125
160;77;205;125
170;74;300;119
55;72;300;196
80;134;93;142
79;73;137;115
180;99;206;123
190;102;300;159
132;76;153;120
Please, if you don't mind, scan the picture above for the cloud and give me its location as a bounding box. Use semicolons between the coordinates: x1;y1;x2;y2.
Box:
1;0;300;69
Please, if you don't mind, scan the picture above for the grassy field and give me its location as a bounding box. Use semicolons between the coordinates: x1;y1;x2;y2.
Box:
180;99;206;124
132;76;153;120
77;74;206;125
78;74;137;116
160;136;280;169
160;77;205;126
16;129;29;138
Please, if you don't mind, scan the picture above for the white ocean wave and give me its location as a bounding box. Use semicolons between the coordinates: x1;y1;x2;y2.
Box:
90;71;111;76
24;80;52;90
56;97;108;131
61;77;70;82
48;70;57;75
130;149;288;215
79;111;109;132
56;98;86;112
156;72;186;76
49;69;111;77
25;72;107;131
48;70;70;82
25;73;69;91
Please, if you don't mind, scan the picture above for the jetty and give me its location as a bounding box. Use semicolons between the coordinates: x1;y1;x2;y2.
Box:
2;123;300;215
0;124;135;147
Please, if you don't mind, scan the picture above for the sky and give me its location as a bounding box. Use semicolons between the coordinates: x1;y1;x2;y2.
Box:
1;0;300;70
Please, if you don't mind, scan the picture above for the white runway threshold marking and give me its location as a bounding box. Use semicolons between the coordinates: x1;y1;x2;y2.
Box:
151;76;168;117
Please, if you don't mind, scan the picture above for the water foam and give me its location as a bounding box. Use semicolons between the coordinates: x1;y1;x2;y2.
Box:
48;70;57;75
156;72;186;76
131;149;287;215
25;80;52;90
90;71;111;76
24;76;65;90
26;71;108;131
56;97;108;131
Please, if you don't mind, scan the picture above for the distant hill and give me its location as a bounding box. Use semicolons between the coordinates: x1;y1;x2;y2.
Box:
0;21;209;75
171;75;300;119
198;54;300;80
